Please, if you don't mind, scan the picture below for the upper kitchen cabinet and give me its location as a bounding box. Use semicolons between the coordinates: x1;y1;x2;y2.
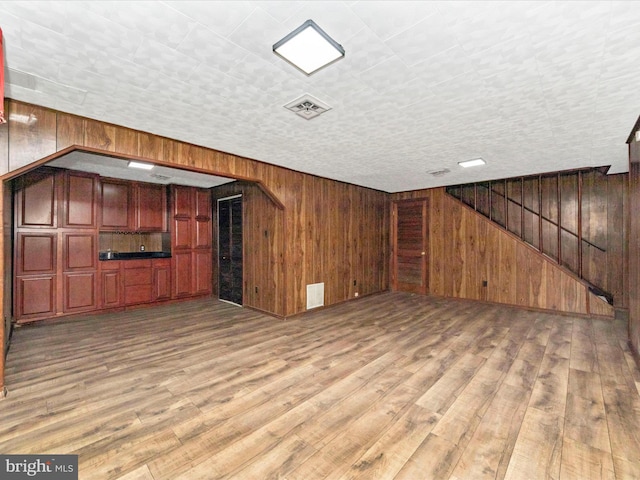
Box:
15;167;58;229
136;182;167;232
100;179;167;232
100;179;132;231
62;171;99;229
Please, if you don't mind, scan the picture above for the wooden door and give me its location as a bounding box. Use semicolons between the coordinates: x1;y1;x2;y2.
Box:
391;199;428;294
218;196;243;305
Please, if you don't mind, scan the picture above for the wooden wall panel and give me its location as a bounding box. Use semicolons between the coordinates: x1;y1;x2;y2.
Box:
56;112;84;150
9;103;57;171
0;100;385;321
629;149;640;359
391;187;605;317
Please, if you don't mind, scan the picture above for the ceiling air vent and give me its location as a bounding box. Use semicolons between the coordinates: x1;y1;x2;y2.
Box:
150;173;171;181
284;94;331;120
428;168;450;177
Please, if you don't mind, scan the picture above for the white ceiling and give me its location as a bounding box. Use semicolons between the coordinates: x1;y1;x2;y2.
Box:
48;151;235;188
2;1;640;193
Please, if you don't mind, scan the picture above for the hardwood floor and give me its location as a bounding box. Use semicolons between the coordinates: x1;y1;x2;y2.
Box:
1;292;640;479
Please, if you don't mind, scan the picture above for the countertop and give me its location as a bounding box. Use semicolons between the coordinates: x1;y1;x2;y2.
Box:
98;251;171;261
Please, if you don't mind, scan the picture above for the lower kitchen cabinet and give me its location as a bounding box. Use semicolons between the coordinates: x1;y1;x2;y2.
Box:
15;275;56;319
99;258;173;308
124;260;153;306
101;261;122;308
153;259;171;301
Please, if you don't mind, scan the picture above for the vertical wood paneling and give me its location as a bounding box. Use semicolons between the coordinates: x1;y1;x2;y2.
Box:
391;187;607;317
114;126;138;156
84;119;116;151
56;112;84;150
8;103;57;171
138;132;164;161
629;146;640;358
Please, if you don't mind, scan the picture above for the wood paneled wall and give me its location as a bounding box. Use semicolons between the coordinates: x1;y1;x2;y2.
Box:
0;100;389;321
211;182;286;317
629;137;640;359
392;187;614;317
448;169;628;308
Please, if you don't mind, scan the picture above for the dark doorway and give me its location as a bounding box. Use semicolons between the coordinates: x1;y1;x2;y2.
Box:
218;195;243;305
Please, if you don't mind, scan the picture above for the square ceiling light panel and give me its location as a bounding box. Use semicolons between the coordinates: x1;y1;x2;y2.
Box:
273;19;345;75
458;158;486;168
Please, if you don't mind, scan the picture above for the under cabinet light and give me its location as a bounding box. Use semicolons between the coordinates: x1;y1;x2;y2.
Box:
458;158;486;168
128;161;154;170
273;19;345;75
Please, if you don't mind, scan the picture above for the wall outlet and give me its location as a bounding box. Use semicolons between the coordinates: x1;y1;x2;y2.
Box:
355;292;359;297
482;280;488;287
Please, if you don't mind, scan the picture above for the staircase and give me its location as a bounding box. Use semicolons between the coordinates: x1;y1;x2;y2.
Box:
445;166;626;307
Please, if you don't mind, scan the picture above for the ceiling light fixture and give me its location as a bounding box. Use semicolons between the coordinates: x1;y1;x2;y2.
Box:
273;19;345;76
128;161;154;170
458;158;486;168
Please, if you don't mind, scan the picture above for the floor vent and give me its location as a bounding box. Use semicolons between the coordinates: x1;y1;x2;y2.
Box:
306;282;325;310
284;94;331;120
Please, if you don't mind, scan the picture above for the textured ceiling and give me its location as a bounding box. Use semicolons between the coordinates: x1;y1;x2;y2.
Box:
2;1;640;193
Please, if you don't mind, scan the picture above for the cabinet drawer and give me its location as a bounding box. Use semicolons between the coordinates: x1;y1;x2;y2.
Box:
124;267;152;286
123;259;152;269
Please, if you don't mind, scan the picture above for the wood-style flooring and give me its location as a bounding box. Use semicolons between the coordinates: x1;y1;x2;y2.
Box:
1;292;640;479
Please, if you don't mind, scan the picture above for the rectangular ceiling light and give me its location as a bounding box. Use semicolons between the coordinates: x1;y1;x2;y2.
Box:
128;161;154;170
458;158;486;168
273;19;345;76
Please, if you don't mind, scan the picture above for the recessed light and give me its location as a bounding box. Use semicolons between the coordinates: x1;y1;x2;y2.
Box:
273;19;345;75
458;158;486;168
128;161;154;170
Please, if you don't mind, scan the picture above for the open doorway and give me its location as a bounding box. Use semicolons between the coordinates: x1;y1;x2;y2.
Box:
217;195;243;306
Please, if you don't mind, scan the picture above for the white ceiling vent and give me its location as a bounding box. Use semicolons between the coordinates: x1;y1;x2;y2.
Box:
284;94;331;120
428;168;450;177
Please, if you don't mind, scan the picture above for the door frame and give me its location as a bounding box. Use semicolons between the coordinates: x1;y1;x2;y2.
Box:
390;198;429;294
216;194;243;306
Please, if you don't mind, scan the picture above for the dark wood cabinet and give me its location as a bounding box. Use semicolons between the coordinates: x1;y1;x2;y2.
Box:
136;183;167;232
123;259;153;305
63;272;97;312
101;262;122;308
100;179;131;231
15;168;57;228
16;276;56;318
153;259;171;301
63;171;98;228
100;179;167;232
172;250;192;298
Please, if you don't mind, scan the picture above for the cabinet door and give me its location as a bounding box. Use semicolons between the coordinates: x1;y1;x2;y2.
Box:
172;250;192;298
172;185;193;218
63;233;97;271
153;262;171;301
173;217;192;249
194;218;212;249
15;233;56;275
195;188;211;219
64;171;98;228
102;270;121;307
137;183;167;232
16;168;57;228
63;272;97;312
101;180;132;230
16;276;56;319
193;250;212;295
